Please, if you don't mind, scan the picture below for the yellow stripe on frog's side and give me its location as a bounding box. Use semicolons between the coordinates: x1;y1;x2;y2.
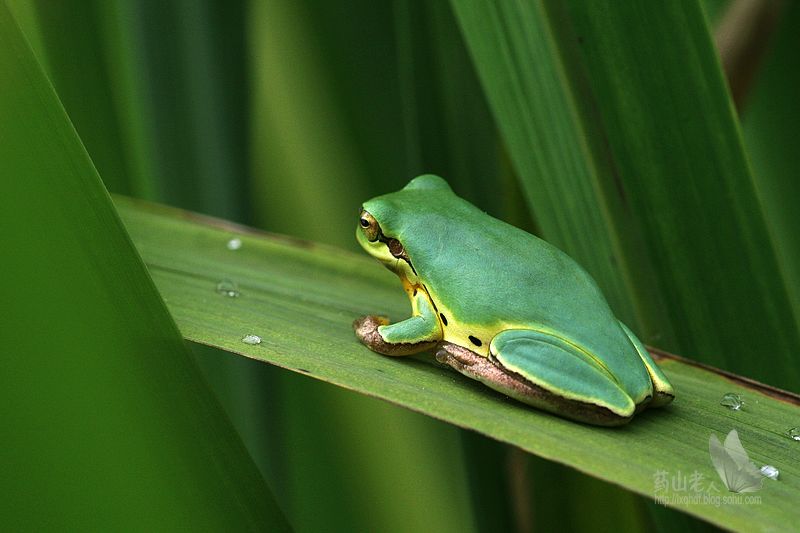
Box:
426;295;617;383
420;296;496;359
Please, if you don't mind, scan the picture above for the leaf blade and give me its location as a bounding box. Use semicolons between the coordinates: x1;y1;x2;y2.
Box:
0;4;288;529
118;196;800;530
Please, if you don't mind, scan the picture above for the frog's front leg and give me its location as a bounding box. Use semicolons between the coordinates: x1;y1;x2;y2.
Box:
353;289;442;356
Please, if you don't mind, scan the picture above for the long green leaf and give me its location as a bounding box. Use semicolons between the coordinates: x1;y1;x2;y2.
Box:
118;196;800;530
449;0;800;393
21;0;134;195
741;1;800;317
0;4;287;529
450;0;678;349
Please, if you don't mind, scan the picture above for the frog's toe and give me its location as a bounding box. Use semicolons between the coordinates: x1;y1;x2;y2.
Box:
617;321;675;408
353;315;389;340
490;329;636;425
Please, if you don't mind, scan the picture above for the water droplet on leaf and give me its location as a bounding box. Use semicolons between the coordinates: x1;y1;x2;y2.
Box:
227;237;242;250
216;279;240;297
241;334;261;345
787;427;800;441
759;465;779;480
720;392;744;411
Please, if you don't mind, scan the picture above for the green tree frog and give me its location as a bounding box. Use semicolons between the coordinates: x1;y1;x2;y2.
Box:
353;175;674;426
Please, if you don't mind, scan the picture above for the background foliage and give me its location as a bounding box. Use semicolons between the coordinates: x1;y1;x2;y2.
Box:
4;0;798;530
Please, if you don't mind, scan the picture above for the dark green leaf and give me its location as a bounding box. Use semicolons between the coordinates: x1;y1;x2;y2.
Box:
0;6;287;529
449;0;800;392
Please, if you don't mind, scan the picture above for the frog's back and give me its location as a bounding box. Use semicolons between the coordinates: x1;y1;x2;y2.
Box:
399;195;636;367
418;202;613;322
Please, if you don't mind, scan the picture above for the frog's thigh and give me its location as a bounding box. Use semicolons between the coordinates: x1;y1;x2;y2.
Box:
490;329;636;423
617;321;675;407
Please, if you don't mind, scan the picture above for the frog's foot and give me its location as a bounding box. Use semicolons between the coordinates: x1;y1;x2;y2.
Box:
353;315;439;356
436;337;634;426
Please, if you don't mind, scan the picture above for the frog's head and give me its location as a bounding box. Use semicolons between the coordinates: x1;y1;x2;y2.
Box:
356;174;453;282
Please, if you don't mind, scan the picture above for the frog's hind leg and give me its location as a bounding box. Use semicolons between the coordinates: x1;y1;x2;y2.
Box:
436;330;635;426
617;322;675;408
489;330;636;425
435;342;545;407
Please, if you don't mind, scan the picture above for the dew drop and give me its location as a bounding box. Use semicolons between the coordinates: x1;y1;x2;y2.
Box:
786;427;800;441
241;334;262;345
719;392;744;411
216;279;240;298
227;237;242;250
760;465;780;480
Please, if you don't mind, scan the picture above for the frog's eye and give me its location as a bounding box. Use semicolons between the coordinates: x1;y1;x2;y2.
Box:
359;210;380;242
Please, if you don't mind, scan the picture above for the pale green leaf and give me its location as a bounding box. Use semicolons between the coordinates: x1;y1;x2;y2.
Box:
118;196;800;531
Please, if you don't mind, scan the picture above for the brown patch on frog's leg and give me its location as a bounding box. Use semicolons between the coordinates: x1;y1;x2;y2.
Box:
435;342;632;426
435;342;542;398
353;315;437;356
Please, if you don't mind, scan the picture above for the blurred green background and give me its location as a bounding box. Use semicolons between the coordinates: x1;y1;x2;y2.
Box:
4;0;798;530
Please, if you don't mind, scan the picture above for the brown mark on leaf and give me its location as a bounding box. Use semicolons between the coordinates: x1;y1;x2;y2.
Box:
715;0;784;111
648;346;800;406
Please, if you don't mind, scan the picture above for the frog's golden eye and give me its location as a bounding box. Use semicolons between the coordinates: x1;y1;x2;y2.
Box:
359;210;380;242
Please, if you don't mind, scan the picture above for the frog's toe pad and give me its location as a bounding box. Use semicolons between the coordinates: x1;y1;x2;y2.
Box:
491;329;636;422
